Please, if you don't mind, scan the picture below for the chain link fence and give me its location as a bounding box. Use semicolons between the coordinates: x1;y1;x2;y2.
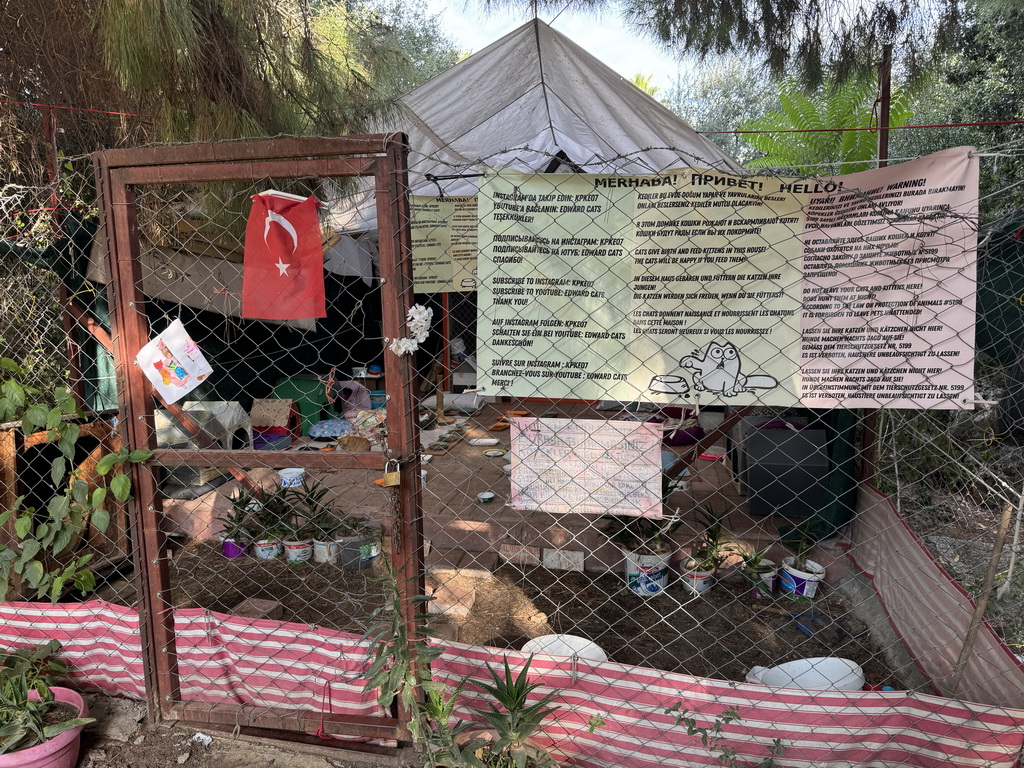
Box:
1;135;1024;765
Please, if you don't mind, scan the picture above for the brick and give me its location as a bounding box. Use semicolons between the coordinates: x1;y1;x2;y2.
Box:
499;543;542;566
542;548;585;572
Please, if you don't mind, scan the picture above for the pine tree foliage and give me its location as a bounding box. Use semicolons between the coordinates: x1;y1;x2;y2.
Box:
479;0;965;90
0;0;458;186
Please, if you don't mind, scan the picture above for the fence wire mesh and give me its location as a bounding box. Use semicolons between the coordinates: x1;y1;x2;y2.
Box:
1;137;1024;766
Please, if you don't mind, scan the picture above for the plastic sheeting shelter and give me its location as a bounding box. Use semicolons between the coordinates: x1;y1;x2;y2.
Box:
329;18;740;233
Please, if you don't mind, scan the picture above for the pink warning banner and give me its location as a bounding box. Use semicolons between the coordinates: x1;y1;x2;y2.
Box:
798;147;979;408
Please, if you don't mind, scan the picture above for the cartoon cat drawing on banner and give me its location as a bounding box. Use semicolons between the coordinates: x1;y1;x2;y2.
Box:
649;340;779;398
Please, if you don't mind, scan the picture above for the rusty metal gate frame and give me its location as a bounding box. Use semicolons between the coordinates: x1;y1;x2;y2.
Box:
93;135;425;751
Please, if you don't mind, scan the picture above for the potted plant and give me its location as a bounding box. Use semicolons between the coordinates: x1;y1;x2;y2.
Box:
281;516;314;564
251;488;286;560
0;640;94;766
679;508;733;596
779;519;826;599
453;655;559;768
309;512;341;564
335;516;383;571
600;514;684;596
216;490;258;559
735;545;778;596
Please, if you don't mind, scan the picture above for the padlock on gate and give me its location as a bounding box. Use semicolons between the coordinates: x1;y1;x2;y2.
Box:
375;460;401;488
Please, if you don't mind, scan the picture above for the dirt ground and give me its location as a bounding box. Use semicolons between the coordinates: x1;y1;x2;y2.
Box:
77;694;407;768
162;541;901;689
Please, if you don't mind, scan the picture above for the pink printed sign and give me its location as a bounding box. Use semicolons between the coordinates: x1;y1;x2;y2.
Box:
798;147;979;408
510;417;663;517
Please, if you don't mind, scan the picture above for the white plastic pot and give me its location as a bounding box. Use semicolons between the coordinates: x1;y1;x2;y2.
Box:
623;550;671;596
521;634;607;662
313;539;339;563
746;657;865;691
253;539;282;560
780;557;826;598
283;539;313;563
278;467;305;488
681;565;715;596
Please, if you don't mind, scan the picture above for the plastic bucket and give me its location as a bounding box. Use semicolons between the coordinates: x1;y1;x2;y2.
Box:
283;540;313;563
681;567;715;596
745;657;865;691
278;468;305;488
624;550;671;596
780;557;826;598
521;634;608;662
748;560;778;596
221;539;247;559
8;687;89;768
338;522;382;570
313;540;339;564
253;539;282;560
369;390;387;409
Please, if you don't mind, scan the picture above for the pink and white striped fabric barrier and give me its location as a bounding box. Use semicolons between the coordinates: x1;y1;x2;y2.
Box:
173;608;382;717
0;602;381;718
434;643;1024;768
849;486;1024;708
0;601;145;699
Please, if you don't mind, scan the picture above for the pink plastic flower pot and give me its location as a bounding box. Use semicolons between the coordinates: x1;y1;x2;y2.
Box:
0;687;89;768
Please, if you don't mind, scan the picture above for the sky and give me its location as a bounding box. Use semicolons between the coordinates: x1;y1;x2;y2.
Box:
424;0;684;92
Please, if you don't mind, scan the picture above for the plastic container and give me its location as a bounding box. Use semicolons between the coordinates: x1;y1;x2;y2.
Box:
780;557;826;598
338;521;382;570
221;539;247;558
253;539;282;559
745;657;865;691
278;468;305;488
3;687;90;768
313;540;339;564
522;634;608;662
623;550;671;596
283;539;313;563
369;390;387;409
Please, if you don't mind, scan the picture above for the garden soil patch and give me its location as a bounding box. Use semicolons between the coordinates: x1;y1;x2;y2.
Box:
169;544;902;688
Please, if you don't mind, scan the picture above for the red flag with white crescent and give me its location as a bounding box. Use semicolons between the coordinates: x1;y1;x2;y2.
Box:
242;193;326;320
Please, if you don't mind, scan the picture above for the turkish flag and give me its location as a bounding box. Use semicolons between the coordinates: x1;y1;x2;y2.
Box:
242;192;326;320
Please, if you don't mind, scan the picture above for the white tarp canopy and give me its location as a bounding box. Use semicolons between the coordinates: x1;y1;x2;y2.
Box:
328;18;740;233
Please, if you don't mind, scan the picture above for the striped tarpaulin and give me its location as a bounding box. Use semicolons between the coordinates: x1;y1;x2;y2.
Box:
173;608;382;716
849;486;1024;708
0;601;146;699
434;643;1024;768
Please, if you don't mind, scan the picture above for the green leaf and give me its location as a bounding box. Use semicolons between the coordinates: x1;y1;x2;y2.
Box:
1;380;25;411
45;406;63;431
22;404;48;434
51;457;67;487
92;508;110;533
127;449;153;463
71;477;90;505
109;474;131;501
23;560;44;588
0;358;24;374
18;540;41;563
14;515;32;538
48;494;70;522
91;487;108;509
94;453;117;476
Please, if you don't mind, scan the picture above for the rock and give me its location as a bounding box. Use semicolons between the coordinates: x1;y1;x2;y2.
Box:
83;694;146;742
176;752;191;764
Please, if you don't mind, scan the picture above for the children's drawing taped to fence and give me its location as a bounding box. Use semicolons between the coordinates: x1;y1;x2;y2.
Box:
474;147;978;409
